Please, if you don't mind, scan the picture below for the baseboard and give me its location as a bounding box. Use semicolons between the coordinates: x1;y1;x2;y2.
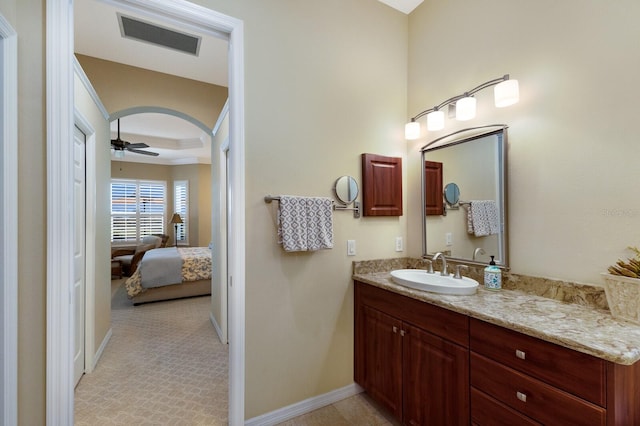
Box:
245;383;364;426
209;311;224;343
92;328;112;370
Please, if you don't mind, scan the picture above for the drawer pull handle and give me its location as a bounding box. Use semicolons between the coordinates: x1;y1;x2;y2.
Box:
393;326;398;333
400;330;406;337
516;349;526;360
516;391;527;403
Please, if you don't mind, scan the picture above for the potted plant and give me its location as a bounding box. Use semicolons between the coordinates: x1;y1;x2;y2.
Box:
602;247;640;324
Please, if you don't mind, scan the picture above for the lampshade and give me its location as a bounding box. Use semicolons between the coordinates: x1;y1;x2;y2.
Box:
426;110;445;131
170;213;183;224
405;121;421;140
114;149;125;159
455;96;476;121
494;79;519;107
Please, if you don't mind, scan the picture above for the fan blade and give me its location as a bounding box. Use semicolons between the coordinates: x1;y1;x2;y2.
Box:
127;148;159;156
125;142;149;149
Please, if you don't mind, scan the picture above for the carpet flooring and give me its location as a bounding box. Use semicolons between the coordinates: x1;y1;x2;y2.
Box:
74;280;229;425
75;280;397;425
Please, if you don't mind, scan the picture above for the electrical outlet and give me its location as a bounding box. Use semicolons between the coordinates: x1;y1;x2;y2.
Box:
347;240;356;256
395;236;403;252
446;232;453;246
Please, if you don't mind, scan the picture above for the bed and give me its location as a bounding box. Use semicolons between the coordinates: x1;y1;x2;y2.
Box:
124;246;212;305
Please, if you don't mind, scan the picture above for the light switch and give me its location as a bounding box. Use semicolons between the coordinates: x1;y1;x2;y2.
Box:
395;237;403;252
347;240;356;256
446;232;453;246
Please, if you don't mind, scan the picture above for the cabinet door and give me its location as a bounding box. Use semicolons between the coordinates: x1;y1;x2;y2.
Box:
361;153;403;216
403;323;470;426
359;305;403;420
424;160;443;215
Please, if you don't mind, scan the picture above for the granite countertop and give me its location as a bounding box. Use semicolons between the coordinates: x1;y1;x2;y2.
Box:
353;271;640;365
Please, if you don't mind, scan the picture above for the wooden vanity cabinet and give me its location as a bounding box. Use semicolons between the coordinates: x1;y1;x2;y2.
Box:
354;281;469;425
470;318;640;426
355;281;640;425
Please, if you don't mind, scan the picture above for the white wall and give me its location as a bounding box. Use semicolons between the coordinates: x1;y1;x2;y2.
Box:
407;0;640;284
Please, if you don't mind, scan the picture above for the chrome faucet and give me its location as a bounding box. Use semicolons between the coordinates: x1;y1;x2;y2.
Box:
432;252;448;276
473;247;486;261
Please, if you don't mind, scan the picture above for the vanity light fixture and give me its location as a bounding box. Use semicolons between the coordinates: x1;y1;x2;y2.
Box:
405;74;519;139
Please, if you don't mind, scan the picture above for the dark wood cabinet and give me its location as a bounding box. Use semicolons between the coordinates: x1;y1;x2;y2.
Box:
355;281;469;425
424;160;443;216
361;153;403;216
355;281;640;425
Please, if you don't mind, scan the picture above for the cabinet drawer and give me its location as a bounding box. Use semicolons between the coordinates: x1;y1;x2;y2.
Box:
471;387;542;426
471;352;606;426
470;318;605;406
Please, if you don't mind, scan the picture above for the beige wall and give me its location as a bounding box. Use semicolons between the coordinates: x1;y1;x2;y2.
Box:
74;70;113;370
111;162;211;247
406;0;640;284
0;0;48;423
76;54;228;130
196;0;408;418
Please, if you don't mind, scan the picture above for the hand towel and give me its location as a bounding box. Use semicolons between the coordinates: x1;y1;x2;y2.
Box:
278;196;308;252
468;200;500;237
305;197;334;251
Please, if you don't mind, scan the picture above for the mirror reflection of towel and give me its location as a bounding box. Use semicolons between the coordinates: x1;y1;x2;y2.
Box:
278;196;334;252
467;200;499;237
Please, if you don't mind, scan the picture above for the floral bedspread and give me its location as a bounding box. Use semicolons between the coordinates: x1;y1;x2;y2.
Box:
125;247;212;298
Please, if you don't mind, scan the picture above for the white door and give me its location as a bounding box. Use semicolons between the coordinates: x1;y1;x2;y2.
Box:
73;125;86;386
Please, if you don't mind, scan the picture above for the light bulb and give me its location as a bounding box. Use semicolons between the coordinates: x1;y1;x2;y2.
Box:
456;97;476;121
405;121;421;140
495;79;519;107
426;110;445;131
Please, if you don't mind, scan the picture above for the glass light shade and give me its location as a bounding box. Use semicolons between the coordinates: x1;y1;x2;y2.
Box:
405;121;421;140
426;110;445;131
494;79;519;107
114;149;125;159
455;97;476;121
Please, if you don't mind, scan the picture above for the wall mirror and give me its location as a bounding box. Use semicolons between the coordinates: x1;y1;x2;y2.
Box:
421;125;508;267
334;175;359;205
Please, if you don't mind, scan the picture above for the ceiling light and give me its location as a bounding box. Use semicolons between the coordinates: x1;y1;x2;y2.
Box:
405;74;519;139
114;149;125;159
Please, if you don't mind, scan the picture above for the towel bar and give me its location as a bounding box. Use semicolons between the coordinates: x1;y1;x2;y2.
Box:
264;195;360;218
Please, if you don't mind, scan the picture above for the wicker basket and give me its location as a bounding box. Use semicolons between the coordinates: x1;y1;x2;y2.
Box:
602;273;640;324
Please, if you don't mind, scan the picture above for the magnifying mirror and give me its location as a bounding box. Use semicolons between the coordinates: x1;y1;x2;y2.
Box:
443;182;460;206
334;176;359;205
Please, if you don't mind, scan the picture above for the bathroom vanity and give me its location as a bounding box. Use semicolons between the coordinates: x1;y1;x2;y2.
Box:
354;275;640;425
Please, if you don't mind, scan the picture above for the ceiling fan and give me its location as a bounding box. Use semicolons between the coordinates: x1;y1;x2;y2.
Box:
110;119;159;157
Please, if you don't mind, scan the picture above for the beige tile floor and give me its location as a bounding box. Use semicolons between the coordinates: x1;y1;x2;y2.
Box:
276;393;399;425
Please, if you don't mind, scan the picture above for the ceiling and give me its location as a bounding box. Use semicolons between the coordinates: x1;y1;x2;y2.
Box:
74;0;420;165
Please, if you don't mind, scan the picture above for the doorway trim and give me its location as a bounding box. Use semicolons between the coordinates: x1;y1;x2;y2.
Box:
47;0;246;424
0;11;18;426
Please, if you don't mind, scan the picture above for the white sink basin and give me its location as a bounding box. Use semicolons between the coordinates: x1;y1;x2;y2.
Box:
390;269;479;295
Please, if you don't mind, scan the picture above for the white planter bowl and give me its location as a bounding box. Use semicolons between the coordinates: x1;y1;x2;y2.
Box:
602;273;640;324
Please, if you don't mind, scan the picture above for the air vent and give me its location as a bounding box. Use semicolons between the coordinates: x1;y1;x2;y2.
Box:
118;14;201;56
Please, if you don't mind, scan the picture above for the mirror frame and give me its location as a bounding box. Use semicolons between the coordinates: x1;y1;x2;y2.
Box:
420;124;509;268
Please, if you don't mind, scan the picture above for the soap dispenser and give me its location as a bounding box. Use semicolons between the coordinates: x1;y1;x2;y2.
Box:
484;256;502;291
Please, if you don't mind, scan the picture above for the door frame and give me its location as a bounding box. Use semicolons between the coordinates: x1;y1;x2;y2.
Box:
46;0;246;424
0;11;18;426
